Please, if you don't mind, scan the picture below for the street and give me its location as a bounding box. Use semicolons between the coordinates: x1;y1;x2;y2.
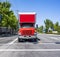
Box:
0;34;60;57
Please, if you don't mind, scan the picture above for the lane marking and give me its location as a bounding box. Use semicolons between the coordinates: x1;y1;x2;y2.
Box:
38;42;55;44
0;49;60;51
50;37;59;40
8;38;18;45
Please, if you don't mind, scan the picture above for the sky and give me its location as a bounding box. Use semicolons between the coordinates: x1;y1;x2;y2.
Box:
2;0;60;26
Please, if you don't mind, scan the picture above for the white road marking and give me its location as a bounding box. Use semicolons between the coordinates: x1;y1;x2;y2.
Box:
0;49;60;51
38;42;55;44
8;38;18;45
50;37;59;40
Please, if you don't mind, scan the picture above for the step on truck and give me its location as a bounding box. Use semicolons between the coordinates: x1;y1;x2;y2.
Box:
18;12;37;42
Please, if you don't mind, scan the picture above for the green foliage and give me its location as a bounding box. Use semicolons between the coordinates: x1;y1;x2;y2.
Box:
54;22;59;31
37;26;43;33
58;26;60;34
47;30;52;34
44;19;53;33
44;19;60;34
37;19;60;34
0;1;18;30
53;22;60;34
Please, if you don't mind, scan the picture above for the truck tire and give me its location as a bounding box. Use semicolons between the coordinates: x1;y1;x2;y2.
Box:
31;38;37;42
18;38;20;42
33;38;38;42
18;38;24;42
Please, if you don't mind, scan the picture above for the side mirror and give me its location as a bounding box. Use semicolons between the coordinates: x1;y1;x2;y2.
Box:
36;24;38;28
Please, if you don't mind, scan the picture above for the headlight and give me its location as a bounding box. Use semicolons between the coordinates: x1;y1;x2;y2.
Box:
18;33;21;36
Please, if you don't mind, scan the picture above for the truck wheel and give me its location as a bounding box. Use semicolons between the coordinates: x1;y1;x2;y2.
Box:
18;38;20;42
31;38;37;42
18;38;24;42
33;38;35;42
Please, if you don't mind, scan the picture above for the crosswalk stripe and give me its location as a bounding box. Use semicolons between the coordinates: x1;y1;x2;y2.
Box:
0;49;60;51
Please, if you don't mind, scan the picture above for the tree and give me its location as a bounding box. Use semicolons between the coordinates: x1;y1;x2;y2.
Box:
37;26;43;33
0;1;18;30
54;22;59;31
58;26;60;34
44;19;53;33
53;22;60;34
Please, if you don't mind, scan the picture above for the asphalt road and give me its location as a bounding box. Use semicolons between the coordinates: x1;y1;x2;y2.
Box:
0;34;60;57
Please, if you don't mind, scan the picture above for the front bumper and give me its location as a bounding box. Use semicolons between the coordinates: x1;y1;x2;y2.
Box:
18;35;37;39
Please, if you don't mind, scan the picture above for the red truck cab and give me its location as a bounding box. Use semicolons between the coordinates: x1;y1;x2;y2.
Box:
18;12;37;42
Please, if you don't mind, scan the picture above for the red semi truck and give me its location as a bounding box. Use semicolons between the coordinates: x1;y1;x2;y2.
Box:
18;12;37;42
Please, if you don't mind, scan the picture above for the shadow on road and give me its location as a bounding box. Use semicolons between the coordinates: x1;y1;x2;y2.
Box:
0;34;17;37
55;42;60;44
18;38;40;44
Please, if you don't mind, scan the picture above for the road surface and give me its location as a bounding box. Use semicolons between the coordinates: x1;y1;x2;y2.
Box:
0;34;60;57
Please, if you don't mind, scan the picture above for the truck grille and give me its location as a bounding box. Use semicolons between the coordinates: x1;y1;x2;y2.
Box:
22;30;32;35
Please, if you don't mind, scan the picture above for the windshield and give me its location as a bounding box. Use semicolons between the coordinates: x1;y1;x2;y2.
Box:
21;23;34;28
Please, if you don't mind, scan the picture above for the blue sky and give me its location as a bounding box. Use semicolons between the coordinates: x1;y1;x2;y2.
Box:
2;0;60;26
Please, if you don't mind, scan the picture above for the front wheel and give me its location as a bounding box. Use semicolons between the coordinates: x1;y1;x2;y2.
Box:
18;38;20;42
31;38;37;42
18;38;25;42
